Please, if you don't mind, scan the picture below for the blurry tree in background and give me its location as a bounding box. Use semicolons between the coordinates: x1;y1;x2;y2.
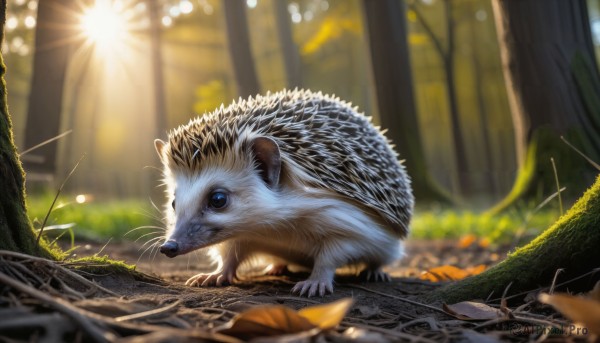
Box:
273;0;302;88
362;0;450;202
222;0;260;97
490;0;600;212
409;0;470;197
23;0;77;178
148;0;168;140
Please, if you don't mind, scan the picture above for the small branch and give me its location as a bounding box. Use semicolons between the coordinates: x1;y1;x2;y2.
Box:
347;284;447;314
36;155;86;246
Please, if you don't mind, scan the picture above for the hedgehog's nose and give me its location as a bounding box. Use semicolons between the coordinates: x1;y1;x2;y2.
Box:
160;241;179;258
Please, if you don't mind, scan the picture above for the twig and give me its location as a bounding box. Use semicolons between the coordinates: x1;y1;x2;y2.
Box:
36;155;86;246
20;130;72;156
488;267;600;302
549;268;564;294
346;284;447;314
395;317;439;331
561;136;600;170
0;250;119;297
550;158;563;215
0;271;114;343
344;322;437;343
115;300;182;322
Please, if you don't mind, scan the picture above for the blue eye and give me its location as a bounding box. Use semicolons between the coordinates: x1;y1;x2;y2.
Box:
209;191;228;209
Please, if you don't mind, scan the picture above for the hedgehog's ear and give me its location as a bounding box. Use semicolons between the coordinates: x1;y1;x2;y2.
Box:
154;139;166;162
251;136;281;187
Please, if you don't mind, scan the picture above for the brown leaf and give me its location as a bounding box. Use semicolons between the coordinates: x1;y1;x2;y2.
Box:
297;298;354;330
539;293;600;336
218;305;315;340
443;301;503;321
420;265;486;282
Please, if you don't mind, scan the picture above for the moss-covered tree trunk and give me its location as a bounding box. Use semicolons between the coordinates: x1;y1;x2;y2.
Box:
0;0;53;258
490;0;600;213
424;174;600;304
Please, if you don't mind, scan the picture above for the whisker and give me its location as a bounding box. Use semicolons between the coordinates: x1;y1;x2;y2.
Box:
125;225;165;236
134;231;162;243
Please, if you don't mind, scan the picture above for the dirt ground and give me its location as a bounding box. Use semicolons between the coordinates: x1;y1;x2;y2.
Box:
70;239;504;284
2;240;585;342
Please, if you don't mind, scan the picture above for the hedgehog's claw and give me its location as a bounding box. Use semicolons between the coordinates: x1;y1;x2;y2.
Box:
360;268;391;282
292;279;334;297
186;270;235;287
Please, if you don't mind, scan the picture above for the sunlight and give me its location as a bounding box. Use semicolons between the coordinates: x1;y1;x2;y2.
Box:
80;0;127;49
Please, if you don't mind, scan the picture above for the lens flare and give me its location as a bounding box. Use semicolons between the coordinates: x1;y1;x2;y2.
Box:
81;0;126;48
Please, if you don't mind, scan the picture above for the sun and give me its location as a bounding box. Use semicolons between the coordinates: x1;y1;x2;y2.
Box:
80;0;127;48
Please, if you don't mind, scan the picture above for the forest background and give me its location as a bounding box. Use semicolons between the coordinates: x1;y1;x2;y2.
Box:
4;0;600;243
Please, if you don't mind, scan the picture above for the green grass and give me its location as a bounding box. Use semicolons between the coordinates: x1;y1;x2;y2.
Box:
27;192;162;243
26;193;561;247
411;207;560;245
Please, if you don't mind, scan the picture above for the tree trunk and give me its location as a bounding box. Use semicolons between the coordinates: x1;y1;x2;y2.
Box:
23;0;76;176
490;0;600;213
441;0;470;197
423;174;600;304
273;0;302;89
362;0;451;203
0;0;53;258
410;1;470;197
222;0;261;98
148;0;168;140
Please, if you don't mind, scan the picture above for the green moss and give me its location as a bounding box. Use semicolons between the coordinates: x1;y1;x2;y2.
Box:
67;255;136;273
423;174;600;304
66;255;163;283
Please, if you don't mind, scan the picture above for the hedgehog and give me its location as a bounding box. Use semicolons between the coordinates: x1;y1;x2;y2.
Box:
155;89;413;297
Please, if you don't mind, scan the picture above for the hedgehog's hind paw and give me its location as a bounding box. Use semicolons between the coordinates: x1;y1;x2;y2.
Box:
291;279;334;297
359;268;391;282
185;270;235;287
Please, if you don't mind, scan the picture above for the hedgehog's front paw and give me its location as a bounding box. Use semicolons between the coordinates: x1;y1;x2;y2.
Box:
291;279;334;297
186;270;235;287
360;268;391;282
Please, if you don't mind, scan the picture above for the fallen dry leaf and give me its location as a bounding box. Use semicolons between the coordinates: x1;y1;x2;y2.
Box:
218;306;315;340
539;292;600;336
218;298;354;340
297;298;354;330
420;264;487;282
443;301;503;321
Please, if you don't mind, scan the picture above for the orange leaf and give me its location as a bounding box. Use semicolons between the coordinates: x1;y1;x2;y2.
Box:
539;293;600;335
458;234;477;248
443;301;503;321
218;305;315;340
420;265;469;282
420;264;487;282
